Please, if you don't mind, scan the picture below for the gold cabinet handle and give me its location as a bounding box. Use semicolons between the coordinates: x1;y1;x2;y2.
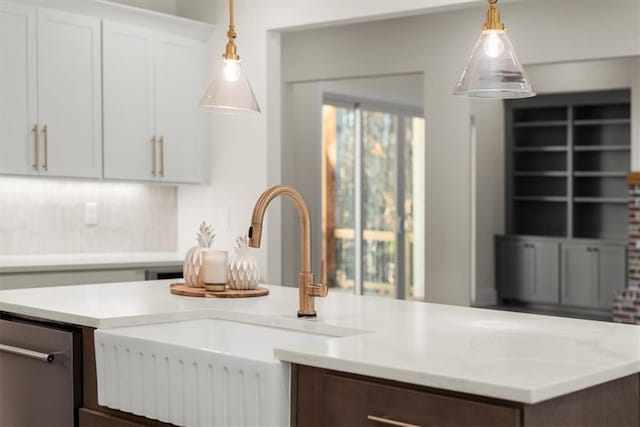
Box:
367;415;421;427
42;125;48;171
151;136;157;176
158;136;164;177
32;124;39;170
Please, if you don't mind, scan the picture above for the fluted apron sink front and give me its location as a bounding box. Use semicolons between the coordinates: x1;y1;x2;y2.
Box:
94;319;333;427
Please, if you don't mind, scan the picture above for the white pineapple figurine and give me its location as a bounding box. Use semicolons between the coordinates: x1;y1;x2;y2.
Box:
227;236;259;290
183;221;216;288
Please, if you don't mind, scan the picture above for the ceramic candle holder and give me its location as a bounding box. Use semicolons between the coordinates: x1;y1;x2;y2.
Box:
202;250;228;292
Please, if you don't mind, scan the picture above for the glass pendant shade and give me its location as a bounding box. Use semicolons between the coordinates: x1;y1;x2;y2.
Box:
454;29;535;99
200;58;261;113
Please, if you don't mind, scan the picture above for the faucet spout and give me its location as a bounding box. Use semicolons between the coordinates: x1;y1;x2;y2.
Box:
248;185;327;317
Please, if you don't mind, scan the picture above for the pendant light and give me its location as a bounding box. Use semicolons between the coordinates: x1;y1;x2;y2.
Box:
454;0;535;99
200;0;261;113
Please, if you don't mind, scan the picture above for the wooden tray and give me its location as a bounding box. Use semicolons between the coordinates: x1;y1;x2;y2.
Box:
170;283;269;298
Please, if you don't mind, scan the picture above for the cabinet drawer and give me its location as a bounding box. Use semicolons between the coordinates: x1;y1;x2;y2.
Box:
0;319;77;427
294;366;521;427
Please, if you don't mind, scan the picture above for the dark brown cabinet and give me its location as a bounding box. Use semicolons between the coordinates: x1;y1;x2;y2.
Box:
292;365;640;427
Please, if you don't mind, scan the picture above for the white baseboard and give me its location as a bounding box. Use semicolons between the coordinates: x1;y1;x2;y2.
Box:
474;287;498;307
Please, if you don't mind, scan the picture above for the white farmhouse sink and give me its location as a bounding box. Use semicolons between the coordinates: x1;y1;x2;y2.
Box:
95;319;334;427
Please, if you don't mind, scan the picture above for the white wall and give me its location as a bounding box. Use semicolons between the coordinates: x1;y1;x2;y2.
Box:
320;75;424;108
107;0;176;15
281;82;322;286
470;99;504;306
176;0;640;305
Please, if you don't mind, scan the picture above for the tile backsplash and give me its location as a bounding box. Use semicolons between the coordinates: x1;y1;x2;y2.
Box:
0;177;177;255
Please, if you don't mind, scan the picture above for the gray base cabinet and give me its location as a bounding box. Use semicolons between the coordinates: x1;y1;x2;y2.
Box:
497;236;626;313
499;239;560;304
562;243;626;310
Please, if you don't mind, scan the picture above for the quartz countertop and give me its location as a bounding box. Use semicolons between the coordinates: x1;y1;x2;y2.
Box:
0;280;639;404
0;252;183;273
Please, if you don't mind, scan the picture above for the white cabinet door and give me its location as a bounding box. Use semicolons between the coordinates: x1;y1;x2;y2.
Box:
37;8;102;178
155;33;205;184
103;20;156;181
0;1;38;175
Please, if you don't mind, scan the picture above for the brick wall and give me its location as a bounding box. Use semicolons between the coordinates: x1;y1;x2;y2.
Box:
613;174;640;324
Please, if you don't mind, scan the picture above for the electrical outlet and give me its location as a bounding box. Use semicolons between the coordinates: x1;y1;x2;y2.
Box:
85;202;98;226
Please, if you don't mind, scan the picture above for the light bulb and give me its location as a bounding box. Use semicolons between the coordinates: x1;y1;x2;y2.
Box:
483;30;504;58
222;59;241;82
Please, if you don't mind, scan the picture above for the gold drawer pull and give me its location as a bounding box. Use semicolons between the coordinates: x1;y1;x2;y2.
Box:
151;136;157;176
42;125;48;171
158;136;164;177
32;124;39;170
367;415;421;427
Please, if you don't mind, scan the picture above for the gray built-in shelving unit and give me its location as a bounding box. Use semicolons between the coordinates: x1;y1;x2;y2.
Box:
497;90;630;318
506;89;631;241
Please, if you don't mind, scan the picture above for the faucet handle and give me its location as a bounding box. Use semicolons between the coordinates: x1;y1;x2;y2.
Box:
308;260;329;298
320;259;326;285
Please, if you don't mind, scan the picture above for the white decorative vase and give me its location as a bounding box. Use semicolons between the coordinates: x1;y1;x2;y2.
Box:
183;221;216;288
228;236;260;290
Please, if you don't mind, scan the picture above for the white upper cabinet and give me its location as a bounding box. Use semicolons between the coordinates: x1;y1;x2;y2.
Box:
102;21;155;181
155;33;206;184
37;8;102;178
103;26;207;184
0;5;101;179
1;0;211;184
0;1;37;176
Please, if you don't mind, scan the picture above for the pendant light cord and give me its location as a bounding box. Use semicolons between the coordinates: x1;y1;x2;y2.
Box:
224;0;239;60
483;0;505;31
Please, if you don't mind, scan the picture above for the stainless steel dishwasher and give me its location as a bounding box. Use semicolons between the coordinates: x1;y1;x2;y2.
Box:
0;318;79;427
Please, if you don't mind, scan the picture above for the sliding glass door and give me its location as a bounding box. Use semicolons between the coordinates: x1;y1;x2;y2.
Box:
322;98;425;300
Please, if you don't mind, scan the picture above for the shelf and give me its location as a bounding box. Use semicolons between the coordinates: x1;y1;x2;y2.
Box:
574;118;631;126
513;120;568;128
514;171;568;177
574;145;630;152
574;197;628;204
507;91;630;241
574;171;628;178
514;196;568;202
514;146;567;152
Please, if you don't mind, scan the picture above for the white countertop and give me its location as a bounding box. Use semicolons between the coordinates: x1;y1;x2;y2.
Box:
0;280;639;404
0;252;183;273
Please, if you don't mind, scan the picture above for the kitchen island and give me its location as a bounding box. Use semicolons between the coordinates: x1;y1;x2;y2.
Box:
1;280;639;426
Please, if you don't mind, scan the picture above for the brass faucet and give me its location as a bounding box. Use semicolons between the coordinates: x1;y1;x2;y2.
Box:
248;185;328;317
